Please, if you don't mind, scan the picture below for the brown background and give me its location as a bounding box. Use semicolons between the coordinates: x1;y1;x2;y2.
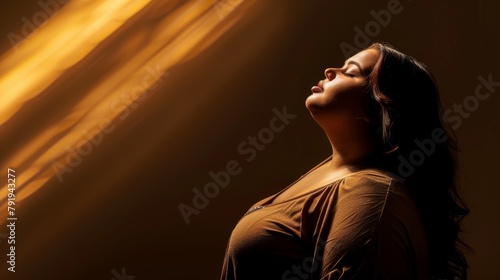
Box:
0;0;499;279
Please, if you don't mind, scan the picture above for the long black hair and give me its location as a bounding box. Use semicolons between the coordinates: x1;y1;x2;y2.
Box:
365;42;470;279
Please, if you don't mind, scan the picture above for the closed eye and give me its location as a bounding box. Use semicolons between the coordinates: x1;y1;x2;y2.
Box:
342;72;355;77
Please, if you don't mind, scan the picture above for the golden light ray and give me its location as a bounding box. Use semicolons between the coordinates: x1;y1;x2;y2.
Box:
0;0;253;221
0;0;152;126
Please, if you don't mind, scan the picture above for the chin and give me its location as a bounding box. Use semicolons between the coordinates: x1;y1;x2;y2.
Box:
305;93;318;108
305;94;326;112
305;101;324;118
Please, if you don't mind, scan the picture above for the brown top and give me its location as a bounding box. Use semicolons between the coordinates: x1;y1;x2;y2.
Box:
220;158;431;280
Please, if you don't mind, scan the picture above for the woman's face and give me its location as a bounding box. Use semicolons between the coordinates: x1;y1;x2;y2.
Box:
306;49;379;120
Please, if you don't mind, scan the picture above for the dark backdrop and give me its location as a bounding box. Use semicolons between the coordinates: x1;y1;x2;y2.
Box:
0;1;498;279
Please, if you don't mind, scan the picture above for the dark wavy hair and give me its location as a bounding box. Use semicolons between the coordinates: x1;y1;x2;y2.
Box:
364;42;470;279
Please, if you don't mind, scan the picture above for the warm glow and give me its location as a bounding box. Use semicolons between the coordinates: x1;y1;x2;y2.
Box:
0;0;252;220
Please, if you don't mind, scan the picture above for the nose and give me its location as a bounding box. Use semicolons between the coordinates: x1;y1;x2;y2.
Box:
324;68;336;80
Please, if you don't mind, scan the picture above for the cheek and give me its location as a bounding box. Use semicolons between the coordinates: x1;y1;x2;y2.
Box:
323;83;355;104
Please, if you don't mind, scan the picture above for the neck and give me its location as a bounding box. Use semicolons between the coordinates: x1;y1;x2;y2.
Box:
324;125;375;171
329;147;373;170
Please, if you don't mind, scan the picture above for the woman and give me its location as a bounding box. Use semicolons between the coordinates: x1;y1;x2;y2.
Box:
220;43;469;279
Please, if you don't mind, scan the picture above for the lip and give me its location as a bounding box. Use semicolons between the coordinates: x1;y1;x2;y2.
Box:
311;80;324;93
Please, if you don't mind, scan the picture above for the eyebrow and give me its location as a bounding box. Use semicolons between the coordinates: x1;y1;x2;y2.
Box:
345;60;364;75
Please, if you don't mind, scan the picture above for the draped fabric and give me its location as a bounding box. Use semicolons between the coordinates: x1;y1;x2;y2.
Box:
221;160;430;280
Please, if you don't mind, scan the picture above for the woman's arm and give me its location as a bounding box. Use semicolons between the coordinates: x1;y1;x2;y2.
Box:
314;174;427;279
